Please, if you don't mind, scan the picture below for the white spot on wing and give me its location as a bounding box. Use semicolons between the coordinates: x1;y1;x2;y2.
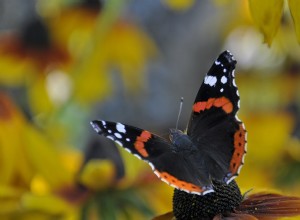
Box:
161;178;169;185
203;188;214;195
232;69;236;77
101;120;106;126
116;123;126;133
148;162;155;170
215;60;221;65
242;123;246;130
134;154;142;160
182;189;191;194
220;88;224;92
114;133;122;139
115;140;123;147
126;138;130;142
242;153;246;164
90;122;101;133
204;75;217;87
237;165;243;175
223;68;227;73
108;130;112;133
125;148;131;153
232;79;237;87
226;175;236;184
235;115;242;123
221;76;228;84
106;136;114;141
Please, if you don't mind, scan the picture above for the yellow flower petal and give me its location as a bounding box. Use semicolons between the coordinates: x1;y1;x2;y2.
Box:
0;94;34;187
21;193;73;216
97;22;157;94
30;175;51;195
248;0;284;45
117;148;149;188
141;183;173;215
78;159;115;190
73;22;156;103
0;185;23;214
0;185;23;198
24;126;73;189
0;57;31;85
288;0;300;43
243;112;293;164
162;0;195;11
73;65;112;104
28;76;54;114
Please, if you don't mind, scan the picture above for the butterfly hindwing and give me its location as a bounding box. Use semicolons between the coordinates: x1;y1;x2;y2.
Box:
187;50;247;183
91;120;213;194
151;152;214;195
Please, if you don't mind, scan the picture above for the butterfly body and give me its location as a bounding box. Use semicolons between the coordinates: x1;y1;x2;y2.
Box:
169;129;195;153
91;50;247;195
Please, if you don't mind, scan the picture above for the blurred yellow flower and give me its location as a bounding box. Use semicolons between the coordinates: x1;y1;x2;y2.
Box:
79;159;116;190
0;4;156;114
0;93;80;218
248;0;283;46
0;17;71;114
162;0;195;11
70;20;156;104
0;18;70;78
288;0;300;43
248;0;300;45
76;139;173;219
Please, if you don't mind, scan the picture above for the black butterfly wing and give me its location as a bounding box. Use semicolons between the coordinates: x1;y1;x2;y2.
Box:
187;50;247;184
91;120;213;195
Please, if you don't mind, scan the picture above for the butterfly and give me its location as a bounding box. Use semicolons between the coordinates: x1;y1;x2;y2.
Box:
90;50;247;195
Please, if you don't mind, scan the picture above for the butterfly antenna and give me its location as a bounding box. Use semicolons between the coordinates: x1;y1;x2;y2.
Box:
176;97;184;130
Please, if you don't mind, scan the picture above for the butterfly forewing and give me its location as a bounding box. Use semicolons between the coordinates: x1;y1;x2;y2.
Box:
187;50;247;183
91;120;171;159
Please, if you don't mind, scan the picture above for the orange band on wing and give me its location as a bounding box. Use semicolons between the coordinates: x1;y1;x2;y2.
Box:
154;170;205;194
193;97;233;114
230;124;246;174
134;131;151;157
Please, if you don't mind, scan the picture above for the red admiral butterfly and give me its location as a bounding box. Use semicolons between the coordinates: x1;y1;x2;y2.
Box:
91;50;247;195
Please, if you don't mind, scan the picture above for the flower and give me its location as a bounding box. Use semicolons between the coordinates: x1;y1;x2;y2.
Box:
0;2;156;114
162;0;195;11
74;138;173;219
248;0;300;45
0;92;80;218
153;180;300;220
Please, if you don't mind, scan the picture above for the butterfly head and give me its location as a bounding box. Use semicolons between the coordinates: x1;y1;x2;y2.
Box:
169;128;183;142
169;128;194;152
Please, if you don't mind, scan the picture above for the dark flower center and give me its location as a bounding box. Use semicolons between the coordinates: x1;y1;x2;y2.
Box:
20;18;50;50
173;180;242;219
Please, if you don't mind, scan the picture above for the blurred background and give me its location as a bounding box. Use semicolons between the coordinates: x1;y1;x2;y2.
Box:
0;0;300;219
